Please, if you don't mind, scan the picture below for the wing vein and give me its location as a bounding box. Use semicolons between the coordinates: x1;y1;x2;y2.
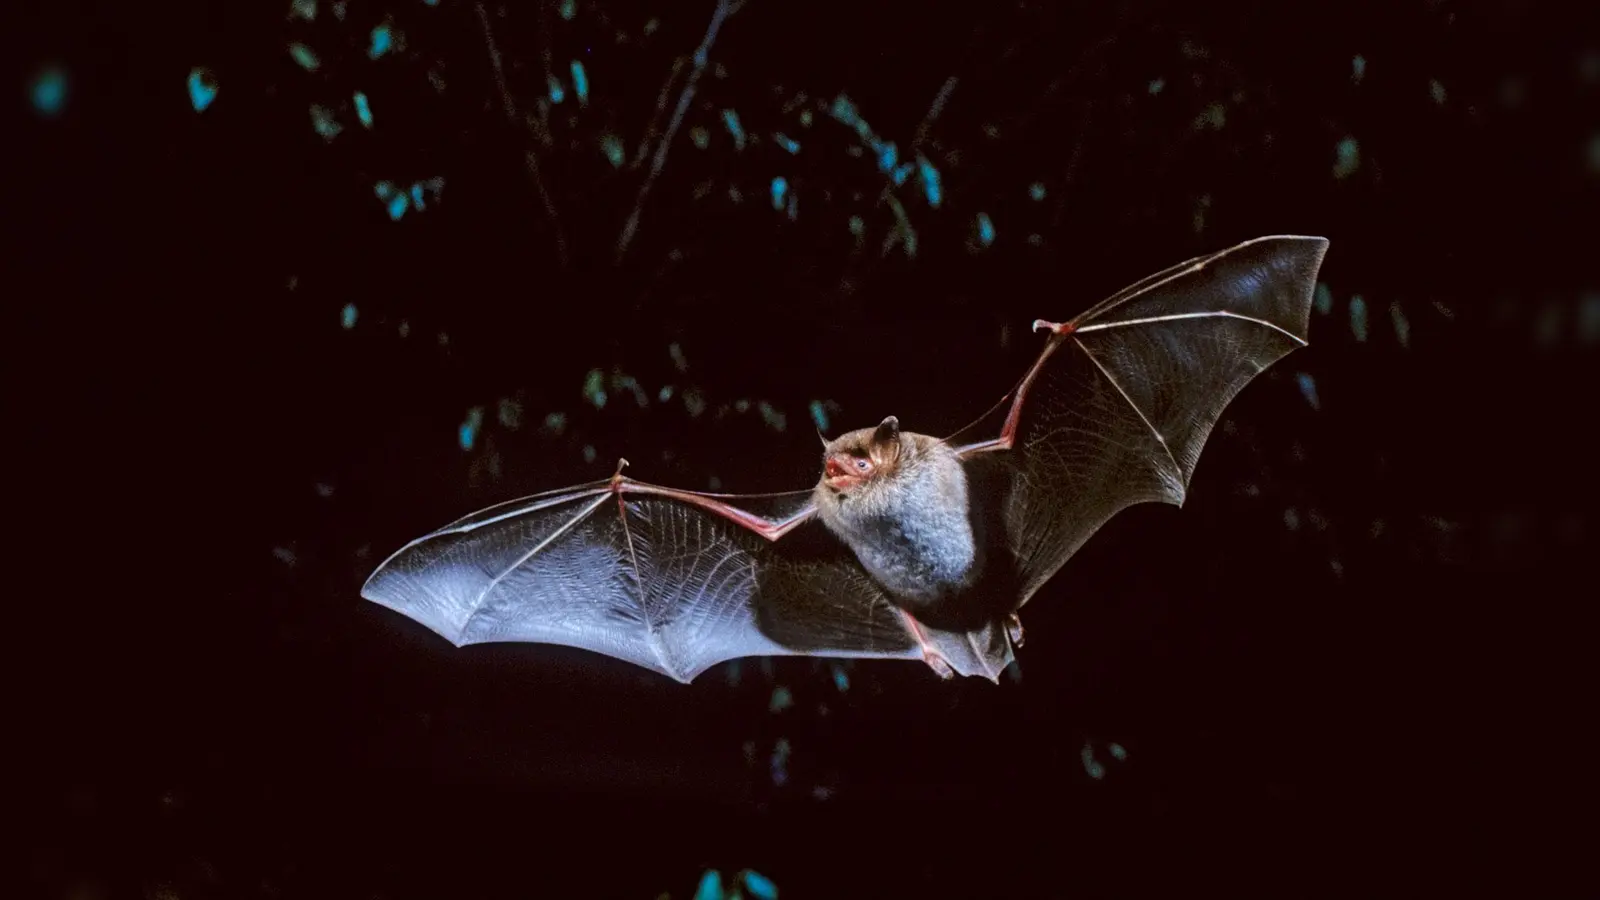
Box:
462;494;610;642
1070;338;1184;489
616;493;677;680
1075;310;1306;345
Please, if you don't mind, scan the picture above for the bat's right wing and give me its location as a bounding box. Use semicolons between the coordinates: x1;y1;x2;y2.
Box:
956;234;1329;608
361;476;1013;683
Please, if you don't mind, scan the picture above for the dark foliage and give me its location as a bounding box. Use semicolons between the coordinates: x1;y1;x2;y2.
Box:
18;0;1595;896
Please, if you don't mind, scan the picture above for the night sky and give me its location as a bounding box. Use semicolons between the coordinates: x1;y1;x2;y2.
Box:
19;0;1595;897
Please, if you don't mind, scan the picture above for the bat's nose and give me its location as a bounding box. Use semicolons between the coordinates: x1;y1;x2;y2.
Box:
824;456;848;479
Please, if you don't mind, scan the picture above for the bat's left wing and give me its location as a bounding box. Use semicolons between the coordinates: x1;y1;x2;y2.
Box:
361;476;1012;683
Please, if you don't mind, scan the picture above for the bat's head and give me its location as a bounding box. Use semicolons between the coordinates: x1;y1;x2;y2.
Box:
819;415;907;497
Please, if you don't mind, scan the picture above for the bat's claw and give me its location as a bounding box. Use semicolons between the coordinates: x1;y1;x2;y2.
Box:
898;608;956;680
1031;318;1075;336
1005;612;1025;648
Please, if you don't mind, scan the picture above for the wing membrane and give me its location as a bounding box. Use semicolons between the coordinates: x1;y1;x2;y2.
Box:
362;481;995;683
1001;234;1327;603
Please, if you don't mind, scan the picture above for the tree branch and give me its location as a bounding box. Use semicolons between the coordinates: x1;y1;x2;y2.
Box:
476;2;568;267
614;0;743;266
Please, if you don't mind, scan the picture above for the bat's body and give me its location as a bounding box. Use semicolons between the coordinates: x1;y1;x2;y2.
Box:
814;423;979;610
363;235;1329;683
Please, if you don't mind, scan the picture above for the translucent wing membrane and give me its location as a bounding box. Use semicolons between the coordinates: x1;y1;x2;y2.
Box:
975;235;1327;604
363;479;1014;682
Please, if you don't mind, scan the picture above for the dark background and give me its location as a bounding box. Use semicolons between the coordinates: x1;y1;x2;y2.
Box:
18;0;1595;897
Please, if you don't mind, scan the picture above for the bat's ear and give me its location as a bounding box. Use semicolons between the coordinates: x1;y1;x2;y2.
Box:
873;415;900;445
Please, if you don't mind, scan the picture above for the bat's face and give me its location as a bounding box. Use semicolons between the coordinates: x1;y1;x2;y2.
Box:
817;416;906;498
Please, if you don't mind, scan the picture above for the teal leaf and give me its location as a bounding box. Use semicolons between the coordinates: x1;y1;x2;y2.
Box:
311;104;342;141
876;141;898;173
384;190;409;219
288;42;320;71
187;67;218;112
917;156;941;207
1314;282;1333;315
368;24;395;59
1389;301;1411;349
722;109;746;150
975;212;995;247
830;662;849;692
1295;372;1320;410
808;400;830;432
601;134;624;167
1333;136;1361;179
769;686;792;713
583;369;607;408
459;406;484;451
757;401;786;431
353;90;372;127
31;66;68;117
1080;742;1105;780
693;870;723;900
742;869;778;900
569;61;588;105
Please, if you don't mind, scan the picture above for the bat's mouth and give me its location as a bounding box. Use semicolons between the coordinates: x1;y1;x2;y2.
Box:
825;475;859;492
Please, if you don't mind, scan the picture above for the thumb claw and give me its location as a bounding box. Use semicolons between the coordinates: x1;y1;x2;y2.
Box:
1032;319;1074;335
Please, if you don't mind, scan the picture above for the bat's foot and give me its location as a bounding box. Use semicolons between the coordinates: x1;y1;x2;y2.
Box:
897;608;957;680
1005;612;1025;648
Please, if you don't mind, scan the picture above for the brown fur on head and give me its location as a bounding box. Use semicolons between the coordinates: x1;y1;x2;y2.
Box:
818;415;908;495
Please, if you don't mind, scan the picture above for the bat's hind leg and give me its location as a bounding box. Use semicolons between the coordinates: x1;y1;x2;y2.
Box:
895;609;956;680
1005;612;1025;648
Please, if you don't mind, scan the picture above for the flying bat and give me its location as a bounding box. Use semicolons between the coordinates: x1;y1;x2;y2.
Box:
362;235;1329;684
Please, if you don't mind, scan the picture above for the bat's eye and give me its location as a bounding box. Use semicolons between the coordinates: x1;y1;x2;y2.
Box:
824;453;874;483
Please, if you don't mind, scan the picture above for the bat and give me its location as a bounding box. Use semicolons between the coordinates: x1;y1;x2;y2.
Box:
362;235;1329;684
